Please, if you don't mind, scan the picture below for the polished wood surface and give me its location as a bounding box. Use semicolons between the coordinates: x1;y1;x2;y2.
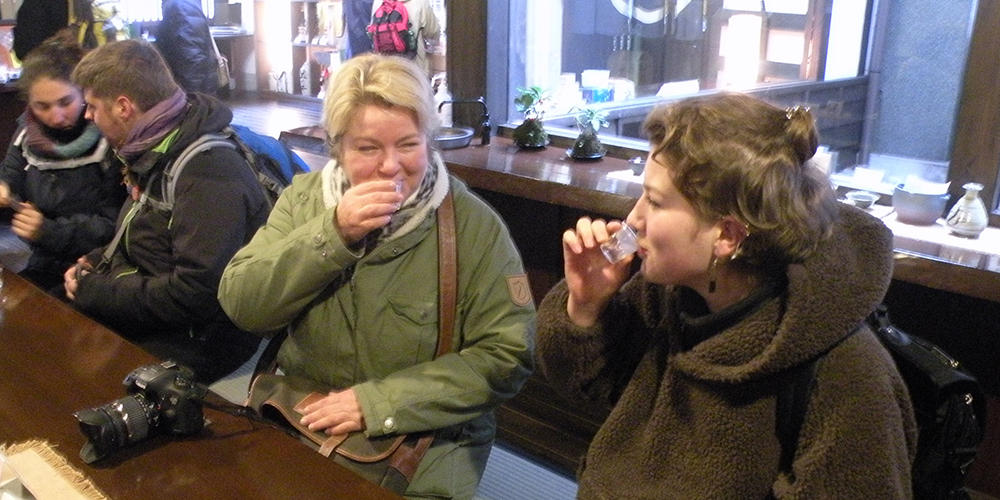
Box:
441;139;643;219
279;124;1000;304
0;270;399;499
281;126;643;219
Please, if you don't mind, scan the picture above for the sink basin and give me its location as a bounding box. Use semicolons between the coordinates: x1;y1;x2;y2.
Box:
435;127;474;149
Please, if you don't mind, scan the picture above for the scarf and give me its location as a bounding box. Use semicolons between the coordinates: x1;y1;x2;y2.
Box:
116;89;188;161
22;110;102;159
321;150;449;251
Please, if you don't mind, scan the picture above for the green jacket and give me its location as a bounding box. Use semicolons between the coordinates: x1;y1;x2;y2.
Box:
219;168;535;498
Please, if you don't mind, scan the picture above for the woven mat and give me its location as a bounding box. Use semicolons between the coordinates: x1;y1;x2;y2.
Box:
0;440;108;500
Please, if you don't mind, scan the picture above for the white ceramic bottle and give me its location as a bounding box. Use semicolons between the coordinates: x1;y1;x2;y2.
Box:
945;182;988;238
433;73;452;127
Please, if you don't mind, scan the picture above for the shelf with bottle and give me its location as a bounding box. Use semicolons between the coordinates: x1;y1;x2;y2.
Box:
289;0;345;97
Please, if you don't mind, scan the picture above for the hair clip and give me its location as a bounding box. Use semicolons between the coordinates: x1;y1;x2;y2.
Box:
785;105;810;120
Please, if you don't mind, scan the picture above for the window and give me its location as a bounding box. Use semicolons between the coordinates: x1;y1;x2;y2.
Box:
480;0;997;225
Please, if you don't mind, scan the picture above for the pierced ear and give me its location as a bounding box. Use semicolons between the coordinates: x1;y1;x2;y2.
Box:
714;217;750;259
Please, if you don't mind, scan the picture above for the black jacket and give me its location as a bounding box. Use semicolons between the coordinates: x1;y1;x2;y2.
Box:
155;0;219;95
0;117;125;290
74;94;269;382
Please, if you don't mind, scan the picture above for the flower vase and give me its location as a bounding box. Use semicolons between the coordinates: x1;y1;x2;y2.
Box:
945;182;988;238
512;118;549;149
570;126;606;160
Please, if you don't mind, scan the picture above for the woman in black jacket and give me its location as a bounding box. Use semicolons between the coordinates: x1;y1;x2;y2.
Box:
0;34;124;291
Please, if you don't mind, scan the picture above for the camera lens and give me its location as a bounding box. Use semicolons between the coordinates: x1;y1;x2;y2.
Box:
74;393;155;463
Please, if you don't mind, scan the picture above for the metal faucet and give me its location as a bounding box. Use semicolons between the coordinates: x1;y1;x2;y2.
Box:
438;97;491;146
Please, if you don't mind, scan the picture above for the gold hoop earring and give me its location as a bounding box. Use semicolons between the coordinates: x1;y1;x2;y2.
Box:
708;255;719;293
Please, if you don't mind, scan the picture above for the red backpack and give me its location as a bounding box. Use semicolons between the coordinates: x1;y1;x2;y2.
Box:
367;0;417;57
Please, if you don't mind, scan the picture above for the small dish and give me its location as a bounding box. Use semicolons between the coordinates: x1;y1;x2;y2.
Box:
845;190;879;209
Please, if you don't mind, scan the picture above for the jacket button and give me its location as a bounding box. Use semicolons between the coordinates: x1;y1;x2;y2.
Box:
312;234;324;246
383;417;396;431
391;247;399;255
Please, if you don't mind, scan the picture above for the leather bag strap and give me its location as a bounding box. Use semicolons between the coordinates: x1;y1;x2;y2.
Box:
253;190;458;377
435;191;457;358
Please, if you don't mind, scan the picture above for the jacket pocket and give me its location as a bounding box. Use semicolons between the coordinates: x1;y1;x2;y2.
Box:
382;295;438;366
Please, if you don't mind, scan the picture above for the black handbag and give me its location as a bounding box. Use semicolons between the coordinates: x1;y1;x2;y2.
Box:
777;304;986;500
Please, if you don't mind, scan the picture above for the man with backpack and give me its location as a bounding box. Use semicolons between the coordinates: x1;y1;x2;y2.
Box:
368;0;441;74
63;39;269;383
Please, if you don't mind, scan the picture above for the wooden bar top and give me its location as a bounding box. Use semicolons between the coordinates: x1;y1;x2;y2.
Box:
284;129;1000;303
0;270;400;499
440;139;643;219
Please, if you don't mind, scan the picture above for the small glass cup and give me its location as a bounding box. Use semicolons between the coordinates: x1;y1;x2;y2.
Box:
601;224;638;263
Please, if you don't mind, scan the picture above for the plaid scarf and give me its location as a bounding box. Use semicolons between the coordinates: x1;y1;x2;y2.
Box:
321;150;447;251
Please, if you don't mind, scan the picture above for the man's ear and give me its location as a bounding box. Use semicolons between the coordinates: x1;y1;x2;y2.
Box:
114;95;137;122
714;217;750;259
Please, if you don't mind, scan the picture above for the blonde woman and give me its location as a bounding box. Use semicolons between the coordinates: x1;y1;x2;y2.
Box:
219;54;534;498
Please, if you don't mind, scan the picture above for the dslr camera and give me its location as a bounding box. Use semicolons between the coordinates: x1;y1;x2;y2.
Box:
74;360;207;463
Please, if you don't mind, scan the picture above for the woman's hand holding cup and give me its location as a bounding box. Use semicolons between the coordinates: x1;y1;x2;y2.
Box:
335;180;404;245
562;217;634;327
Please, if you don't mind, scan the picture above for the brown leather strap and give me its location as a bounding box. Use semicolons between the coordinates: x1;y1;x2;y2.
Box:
387;434;435;482
318;433;349;458
435;191;457;358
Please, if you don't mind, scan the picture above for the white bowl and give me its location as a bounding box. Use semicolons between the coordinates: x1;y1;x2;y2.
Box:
845;190;879;209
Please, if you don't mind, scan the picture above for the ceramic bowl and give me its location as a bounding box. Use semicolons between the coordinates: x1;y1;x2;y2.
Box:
434;127;474;149
845;190;879;209
892;186;950;225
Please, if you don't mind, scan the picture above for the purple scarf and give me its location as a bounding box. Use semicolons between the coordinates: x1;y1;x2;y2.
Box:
116;89;188;161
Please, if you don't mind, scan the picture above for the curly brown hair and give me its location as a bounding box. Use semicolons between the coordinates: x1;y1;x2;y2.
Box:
642;92;839;271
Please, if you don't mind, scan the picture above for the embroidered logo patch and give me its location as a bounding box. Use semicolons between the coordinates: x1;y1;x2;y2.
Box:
506;274;533;307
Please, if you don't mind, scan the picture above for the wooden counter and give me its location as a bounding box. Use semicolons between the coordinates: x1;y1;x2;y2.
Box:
0;270;400;499
283;127;1000;304
440;140;643;219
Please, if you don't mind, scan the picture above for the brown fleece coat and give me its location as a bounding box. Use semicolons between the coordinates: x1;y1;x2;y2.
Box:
537;205;917;499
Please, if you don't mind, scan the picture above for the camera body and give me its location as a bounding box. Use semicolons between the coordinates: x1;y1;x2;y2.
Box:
74;360;207;463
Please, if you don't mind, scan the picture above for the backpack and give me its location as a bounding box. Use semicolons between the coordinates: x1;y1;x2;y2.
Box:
778;305;986;499
367;0;417;57
95;125;309;272
158;125;310;211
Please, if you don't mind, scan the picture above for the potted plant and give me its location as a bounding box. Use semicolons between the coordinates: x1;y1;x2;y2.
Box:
570;106;609;160
512;85;550;149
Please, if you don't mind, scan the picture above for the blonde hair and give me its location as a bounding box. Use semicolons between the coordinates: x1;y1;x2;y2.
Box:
322;54;437;158
72;39;180;112
643;92;839;270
